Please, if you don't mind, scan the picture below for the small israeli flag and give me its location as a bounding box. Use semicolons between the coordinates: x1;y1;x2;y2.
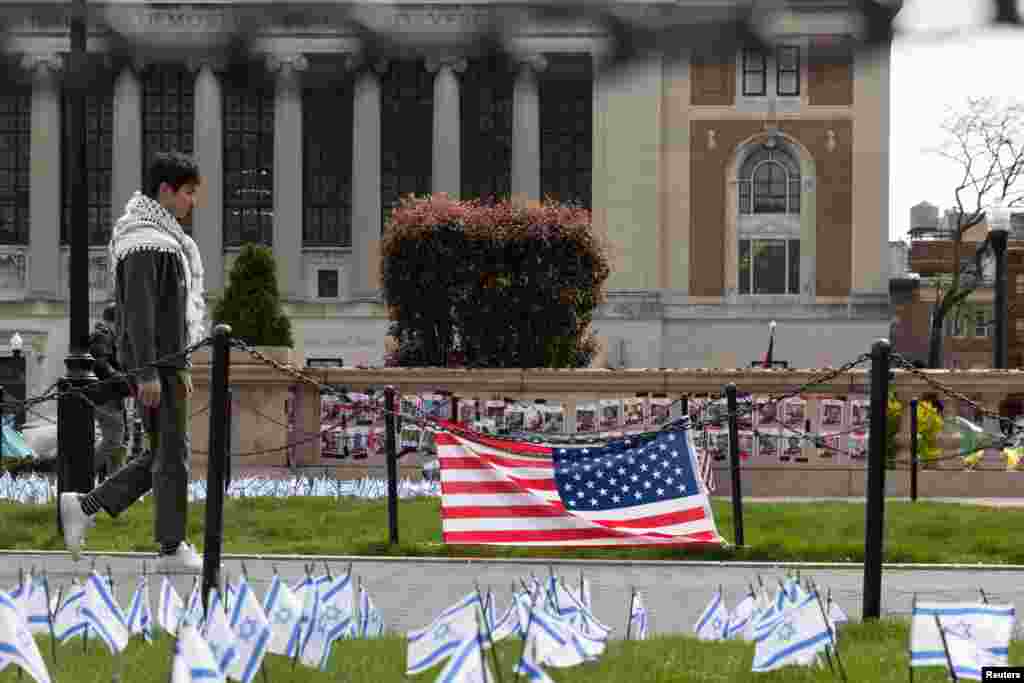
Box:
81;572;130;654
0;590;52;683
158;576;186;637
201;589;238;678
751;592;833;673
694;590;728;641
628;591;648;640
172;620;225;683
261;574;304;657
911;602;1015;668
407;593;483;675
125;574;154;643
726;593;756;640
227;575;271;683
50;582;86;643
358;586;384;638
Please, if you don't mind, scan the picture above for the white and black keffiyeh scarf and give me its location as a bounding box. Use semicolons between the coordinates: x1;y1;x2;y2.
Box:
108;191;207;346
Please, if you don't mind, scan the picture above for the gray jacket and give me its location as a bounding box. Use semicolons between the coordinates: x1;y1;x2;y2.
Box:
115;250;189;384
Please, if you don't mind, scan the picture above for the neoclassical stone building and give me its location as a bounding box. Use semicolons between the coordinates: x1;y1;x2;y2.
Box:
0;1;894;400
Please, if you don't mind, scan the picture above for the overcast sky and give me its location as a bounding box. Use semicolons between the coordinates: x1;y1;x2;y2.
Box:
889;0;1023;240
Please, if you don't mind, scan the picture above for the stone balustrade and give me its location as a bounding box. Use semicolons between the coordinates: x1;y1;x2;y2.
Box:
187;358;1024;494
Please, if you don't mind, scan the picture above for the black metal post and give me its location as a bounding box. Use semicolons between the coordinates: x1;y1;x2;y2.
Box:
725;383;744;548
681;395;688;422
863;339;891;620
5;349;27;431
0;385;6;459
991;228;1009;369
58;0;97;536
68;0;89;352
224;387;233;492
384;387;399;545
201;325;232;613
909;399;918;502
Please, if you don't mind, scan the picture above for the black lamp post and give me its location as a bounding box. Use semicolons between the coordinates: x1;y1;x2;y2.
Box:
988;200;1011;370
57;0;97;533
9;333;25;430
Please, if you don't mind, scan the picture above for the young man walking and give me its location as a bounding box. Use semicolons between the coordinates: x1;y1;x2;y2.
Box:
61;151;208;572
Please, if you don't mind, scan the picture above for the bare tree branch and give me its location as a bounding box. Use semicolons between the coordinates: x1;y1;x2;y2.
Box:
923;97;1024;366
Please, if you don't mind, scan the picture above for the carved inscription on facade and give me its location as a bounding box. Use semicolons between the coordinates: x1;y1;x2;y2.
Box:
391;6;494;28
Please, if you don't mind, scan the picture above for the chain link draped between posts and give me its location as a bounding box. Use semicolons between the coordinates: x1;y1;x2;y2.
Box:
7;332;1024;601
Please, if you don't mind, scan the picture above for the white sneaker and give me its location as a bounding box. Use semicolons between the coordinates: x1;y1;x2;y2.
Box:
60;492;95;562
155;542;203;573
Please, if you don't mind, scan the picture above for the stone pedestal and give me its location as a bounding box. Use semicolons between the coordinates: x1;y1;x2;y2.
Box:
190;346;296;473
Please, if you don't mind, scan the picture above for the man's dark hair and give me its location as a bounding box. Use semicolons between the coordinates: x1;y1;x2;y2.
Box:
144;151;201;199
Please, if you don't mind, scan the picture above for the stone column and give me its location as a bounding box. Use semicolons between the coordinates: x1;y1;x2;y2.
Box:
111;62;143;220
347;56;387;301
511;55;546;207
189;57;226;296
267;53;308;302
426;56;467;198
25;53;64;300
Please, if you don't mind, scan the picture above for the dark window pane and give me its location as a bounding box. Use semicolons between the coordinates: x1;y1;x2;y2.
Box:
540;55;592;208
739;180;751;214
223;71;273;247
752;240;786;294
743;72;765;97
317;268;339;298
753;162;788;213
789;178;801;214
62;81;114;245
776;45;800;96
742;50;766;96
777;71;799;97
738;239;751;294
0;88;30;245
141;66;195;173
381;60;432;227
303;66;353;246
461;56;512;203
788;239;800;295
141;66;195;235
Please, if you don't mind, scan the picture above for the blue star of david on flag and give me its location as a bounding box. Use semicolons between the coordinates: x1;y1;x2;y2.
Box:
238;618;259;642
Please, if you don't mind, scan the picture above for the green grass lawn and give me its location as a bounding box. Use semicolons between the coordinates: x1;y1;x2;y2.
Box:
0;496;1021;564
16;620;1022;683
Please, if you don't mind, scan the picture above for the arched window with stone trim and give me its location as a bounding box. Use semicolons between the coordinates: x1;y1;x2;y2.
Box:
738;145;801;215
735;140;803;295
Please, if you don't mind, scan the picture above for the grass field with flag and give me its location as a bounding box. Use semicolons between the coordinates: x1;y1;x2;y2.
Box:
8;620;1021;683
0;496;1021;564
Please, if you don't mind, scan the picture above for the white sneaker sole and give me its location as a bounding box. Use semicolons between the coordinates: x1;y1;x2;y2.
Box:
59;494;85;561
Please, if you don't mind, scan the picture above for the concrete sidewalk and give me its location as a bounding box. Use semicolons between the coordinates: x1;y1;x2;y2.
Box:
3;550;1022;637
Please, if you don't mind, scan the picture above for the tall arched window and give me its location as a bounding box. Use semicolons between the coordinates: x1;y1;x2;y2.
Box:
738;146;800;215
736;142;803;295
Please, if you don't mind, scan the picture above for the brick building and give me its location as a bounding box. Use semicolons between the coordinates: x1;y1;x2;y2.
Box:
0;1;899;400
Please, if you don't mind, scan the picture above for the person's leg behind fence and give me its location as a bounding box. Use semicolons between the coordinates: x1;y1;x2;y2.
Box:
153;369;201;571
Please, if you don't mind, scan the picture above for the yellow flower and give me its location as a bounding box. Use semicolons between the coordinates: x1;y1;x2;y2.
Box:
1005;447;1023;472
962;450;984;470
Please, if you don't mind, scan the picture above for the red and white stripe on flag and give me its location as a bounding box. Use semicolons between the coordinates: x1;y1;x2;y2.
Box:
435;422;724;547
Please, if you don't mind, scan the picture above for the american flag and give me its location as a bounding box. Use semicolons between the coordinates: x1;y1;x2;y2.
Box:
435;420;723;546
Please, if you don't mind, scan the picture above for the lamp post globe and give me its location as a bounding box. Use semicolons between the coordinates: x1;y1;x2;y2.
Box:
9;333;22;357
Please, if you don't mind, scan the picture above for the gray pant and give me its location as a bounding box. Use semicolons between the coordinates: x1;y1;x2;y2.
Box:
94;399;125;473
92;369;191;547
